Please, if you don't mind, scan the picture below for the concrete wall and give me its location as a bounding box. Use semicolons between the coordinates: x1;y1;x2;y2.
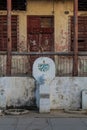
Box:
0;76;87;110
0;77;35;108
50;77;87;110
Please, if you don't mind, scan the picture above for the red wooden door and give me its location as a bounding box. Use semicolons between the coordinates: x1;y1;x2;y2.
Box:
27;16;54;72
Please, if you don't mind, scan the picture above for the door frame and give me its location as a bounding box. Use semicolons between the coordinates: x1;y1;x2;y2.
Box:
27;15;54;52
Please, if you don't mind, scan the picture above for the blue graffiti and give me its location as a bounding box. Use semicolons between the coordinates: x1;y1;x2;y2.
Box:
37;75;45;85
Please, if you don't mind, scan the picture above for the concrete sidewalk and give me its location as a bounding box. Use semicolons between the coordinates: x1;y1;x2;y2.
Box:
0;110;87;130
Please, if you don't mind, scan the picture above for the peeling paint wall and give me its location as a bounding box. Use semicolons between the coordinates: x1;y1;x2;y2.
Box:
0;0;86;52
0;77;87;110
0;0;74;53
50;77;87;110
0;77;35;108
0;55;6;76
0;1;87;110
0;0;87;75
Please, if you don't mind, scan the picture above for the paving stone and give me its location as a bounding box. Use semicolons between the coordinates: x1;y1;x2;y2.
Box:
0;125;15;130
18;117;34;125
0;116;87;130
0;117;17;125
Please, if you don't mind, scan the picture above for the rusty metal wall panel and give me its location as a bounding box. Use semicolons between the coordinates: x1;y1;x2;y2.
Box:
71;16;87;51
0;15;17;51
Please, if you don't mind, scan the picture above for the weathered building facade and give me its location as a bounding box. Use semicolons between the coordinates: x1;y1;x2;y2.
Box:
0;0;87;111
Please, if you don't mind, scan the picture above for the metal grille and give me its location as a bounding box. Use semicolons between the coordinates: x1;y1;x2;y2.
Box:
0;15;18;51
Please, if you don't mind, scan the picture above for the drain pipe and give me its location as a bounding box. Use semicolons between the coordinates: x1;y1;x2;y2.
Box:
6;0;12;75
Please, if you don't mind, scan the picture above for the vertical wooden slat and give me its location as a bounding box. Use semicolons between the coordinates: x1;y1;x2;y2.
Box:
6;0;12;75
73;0;78;76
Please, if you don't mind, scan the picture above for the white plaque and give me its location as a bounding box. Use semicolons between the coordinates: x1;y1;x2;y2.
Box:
33;57;55;84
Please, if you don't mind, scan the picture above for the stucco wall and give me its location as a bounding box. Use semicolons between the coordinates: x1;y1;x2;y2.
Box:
27;0;74;52
0;0;74;52
50;77;87;110
0;0;86;52
0;1;71;75
0;1;87;110
0;77;87;110
0;1;87;75
0;77;35;108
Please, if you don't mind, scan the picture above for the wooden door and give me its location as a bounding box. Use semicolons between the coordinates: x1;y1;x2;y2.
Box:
27;16;54;72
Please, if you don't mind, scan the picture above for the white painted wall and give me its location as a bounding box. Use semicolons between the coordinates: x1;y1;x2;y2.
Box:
50;77;87;110
0;77;35;108
0;77;87;111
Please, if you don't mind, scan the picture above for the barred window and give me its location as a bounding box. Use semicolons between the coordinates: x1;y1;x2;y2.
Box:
79;0;87;11
71;16;87;51
0;15;18;51
0;0;26;11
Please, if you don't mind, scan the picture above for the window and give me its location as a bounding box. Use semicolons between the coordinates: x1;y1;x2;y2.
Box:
0;0;26;11
12;0;26;11
0;15;18;51
79;0;87;11
71;16;87;51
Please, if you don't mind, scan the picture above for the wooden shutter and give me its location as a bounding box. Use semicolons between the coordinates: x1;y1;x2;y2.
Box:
71;16;87;51
0;15;17;51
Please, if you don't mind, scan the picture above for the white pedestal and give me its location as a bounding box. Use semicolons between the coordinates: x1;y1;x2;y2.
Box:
33;57;55;113
82;90;87;109
39;84;50;113
39;98;50;113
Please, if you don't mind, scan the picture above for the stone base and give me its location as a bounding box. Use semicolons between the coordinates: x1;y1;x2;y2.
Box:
39;85;50;113
39;98;50;113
